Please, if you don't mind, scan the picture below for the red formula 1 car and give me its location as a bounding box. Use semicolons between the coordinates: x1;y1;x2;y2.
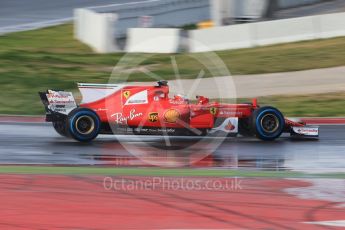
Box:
39;81;319;142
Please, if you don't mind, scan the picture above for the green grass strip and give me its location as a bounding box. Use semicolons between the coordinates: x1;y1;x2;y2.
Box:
0;166;343;178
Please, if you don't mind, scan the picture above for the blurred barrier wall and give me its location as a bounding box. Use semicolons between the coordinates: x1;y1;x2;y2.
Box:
75;0;209;53
189;23;252;52
126;28;180;53
189;12;345;53
88;0;210;38
74;9;118;53
319;12;345;38
211;0;322;24
254;16;315;46
75;7;345;54
278;0;321;9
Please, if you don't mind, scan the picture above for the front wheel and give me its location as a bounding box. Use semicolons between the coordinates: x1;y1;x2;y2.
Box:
252;106;285;141
67;108;100;142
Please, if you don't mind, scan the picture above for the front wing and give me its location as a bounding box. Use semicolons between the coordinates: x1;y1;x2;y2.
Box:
290;126;319;138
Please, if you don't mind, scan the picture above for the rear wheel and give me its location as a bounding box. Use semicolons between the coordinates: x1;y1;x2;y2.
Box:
52;119;68;137
252;106;285;141
67;108;100;142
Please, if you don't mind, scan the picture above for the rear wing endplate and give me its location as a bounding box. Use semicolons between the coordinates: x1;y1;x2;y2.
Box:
39;90;77;121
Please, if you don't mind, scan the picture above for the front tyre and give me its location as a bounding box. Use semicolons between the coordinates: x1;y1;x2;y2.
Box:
253;106;285;141
67;108;100;142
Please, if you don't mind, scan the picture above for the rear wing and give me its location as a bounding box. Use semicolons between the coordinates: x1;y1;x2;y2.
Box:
38;90;77;121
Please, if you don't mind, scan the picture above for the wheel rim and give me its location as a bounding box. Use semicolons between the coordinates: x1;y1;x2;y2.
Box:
75;115;95;135
260;114;279;133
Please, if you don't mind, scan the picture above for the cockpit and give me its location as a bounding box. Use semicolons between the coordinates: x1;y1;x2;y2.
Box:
155;80;209;105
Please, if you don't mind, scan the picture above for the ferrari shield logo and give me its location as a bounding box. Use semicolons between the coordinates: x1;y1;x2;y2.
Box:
123;91;131;99
210;107;217;115
148;112;158;122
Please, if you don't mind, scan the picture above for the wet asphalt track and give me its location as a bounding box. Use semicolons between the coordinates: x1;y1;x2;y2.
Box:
0;122;344;173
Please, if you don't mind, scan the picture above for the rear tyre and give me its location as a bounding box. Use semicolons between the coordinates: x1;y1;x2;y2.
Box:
52;119;68;137
252;106;285;141
67;108;100;142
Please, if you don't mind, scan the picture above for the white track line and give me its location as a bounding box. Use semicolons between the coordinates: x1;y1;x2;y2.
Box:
0;17;72;35
304;220;345;227
87;0;162;10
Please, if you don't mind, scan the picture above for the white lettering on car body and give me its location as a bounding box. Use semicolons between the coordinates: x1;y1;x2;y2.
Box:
111;109;143;124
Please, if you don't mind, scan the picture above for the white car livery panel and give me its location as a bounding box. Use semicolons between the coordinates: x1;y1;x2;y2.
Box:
124;90;149;105
78;83;125;104
210;117;238;134
291;126;319;137
46;90;77;115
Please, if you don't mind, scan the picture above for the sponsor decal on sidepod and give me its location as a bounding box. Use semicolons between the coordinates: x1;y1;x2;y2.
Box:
209;117;238;134
148;112;159;122
111;109;143;124
164;109;180;123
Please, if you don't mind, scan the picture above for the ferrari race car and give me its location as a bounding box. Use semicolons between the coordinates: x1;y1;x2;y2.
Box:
39;81;319;142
